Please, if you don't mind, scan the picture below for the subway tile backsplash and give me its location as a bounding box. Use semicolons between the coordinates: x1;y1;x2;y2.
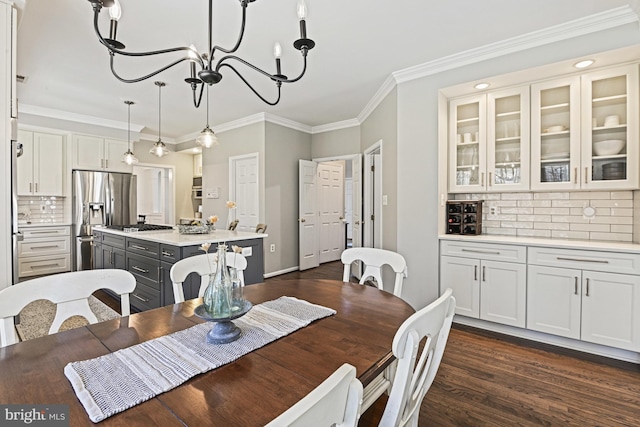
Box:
17;196;66;225
453;191;638;243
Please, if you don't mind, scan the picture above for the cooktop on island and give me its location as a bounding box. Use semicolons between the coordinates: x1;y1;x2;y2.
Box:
106;224;174;232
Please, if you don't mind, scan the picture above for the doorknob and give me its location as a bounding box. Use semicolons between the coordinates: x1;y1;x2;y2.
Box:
354;220;360;225
339;216;344;220
299;218;306;223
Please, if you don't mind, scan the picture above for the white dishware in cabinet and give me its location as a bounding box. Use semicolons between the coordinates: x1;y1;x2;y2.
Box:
17;130;65;196
448;94;486;192
486;86;530;191
530;75;582;190
580;64;639;190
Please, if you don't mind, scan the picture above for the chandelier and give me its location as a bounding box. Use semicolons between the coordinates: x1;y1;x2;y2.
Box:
86;0;315;108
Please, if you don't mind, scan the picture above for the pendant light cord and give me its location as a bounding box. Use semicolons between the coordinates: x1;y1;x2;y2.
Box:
206;85;210;127
127;102;131;149
158;84;162;140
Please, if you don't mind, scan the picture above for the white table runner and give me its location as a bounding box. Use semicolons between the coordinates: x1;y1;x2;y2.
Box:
64;297;336;423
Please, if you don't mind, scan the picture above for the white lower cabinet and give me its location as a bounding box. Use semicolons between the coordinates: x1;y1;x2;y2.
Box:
528;261;640;352
18;226;71;278
440;241;526;327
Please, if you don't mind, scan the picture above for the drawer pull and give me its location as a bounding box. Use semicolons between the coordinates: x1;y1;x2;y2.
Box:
574;277;578;295
161;251;174;257
585;278;590;297
556;257;609;264
482;265;486;282
474;265;478;281
130;244;149;251
31;263;62;269
131;265;150;274
30;231;59;235
461;249;501;255
131;293;150;303
32;245;60;250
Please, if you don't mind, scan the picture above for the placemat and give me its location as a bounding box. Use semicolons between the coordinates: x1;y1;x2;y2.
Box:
64;297;336;423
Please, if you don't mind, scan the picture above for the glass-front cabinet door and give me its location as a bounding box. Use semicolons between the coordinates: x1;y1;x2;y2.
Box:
449;94;486;193
487;86;530;192
581;64;639;190
530;76;581;191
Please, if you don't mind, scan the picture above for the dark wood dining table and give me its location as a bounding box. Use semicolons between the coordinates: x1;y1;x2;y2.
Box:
0;279;415;426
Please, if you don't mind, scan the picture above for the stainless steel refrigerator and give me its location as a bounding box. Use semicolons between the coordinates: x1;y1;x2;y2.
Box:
73;170;136;271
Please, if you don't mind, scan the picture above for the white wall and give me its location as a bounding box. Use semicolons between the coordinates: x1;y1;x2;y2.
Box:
0;2;12;290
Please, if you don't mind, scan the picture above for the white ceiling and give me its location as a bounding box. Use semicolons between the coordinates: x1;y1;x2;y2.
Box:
15;0;635;142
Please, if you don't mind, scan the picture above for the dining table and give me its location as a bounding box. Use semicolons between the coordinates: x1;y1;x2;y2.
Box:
0;279;415;426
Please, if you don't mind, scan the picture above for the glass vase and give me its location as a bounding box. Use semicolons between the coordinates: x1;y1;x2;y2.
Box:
229;267;243;312
203;244;232;318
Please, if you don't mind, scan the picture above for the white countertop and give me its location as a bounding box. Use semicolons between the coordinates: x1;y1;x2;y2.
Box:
98;227;267;247
439;234;640;254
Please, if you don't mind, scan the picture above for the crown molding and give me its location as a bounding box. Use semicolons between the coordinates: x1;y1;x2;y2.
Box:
19;104;145;133
263;113;313;134
356;5;639;124
393;5;639;85
311;118;360;134
138;131;177;144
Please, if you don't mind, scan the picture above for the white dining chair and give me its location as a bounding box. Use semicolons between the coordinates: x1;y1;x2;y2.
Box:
170;251;248;304
379;288;456;427
341;247;408;298
265;363;363;427
0;269;136;348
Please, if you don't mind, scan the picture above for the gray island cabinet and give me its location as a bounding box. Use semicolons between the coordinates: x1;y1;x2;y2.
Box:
93;228;267;312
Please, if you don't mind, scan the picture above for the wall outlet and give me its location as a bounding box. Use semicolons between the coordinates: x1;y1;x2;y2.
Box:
270;244;276;253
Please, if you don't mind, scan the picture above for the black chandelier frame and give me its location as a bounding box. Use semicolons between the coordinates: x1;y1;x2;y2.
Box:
87;0;315;108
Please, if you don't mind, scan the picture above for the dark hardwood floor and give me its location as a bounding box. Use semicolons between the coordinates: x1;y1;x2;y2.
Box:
96;261;640;426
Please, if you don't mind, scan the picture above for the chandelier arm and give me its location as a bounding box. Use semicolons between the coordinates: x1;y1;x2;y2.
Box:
192;83;206;109
209;0;248;61
110;54;191;84
215;53;309;84
217;63;281;106
93;9;205;67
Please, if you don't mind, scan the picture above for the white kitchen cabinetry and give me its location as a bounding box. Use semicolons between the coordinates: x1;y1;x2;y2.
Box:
440;240;526;327
71;134;131;173
449;86;529;193
527;246;640;352
18;226;71;278
193;153;203;177
531;75;582;190
17;130;65;196
581;65;639;190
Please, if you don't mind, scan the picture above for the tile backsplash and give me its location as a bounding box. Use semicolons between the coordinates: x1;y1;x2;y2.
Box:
451;191;636;243
17;196;66;225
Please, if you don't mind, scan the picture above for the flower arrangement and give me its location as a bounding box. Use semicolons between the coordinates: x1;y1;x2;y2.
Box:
206;215;218;230
226;200;237;229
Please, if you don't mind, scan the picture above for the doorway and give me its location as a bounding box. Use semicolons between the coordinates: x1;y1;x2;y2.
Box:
363;141;383;248
229;152;260;232
132;164;175;225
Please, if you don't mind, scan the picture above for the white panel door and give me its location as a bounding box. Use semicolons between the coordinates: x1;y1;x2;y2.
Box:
34;132;64;196
104;139;132;173
440;255;479;318
233;155;259;232
350;154;362;279
318;163;344;264
72;134;103;170
16;130;34;196
299;160;318;270
480;260;526;327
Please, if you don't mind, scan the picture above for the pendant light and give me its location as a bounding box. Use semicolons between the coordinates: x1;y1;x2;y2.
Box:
150;81;170;157
196;85;219;148
122;100;138;165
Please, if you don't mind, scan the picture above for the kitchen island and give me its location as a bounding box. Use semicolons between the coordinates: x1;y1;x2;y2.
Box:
93;227;267;312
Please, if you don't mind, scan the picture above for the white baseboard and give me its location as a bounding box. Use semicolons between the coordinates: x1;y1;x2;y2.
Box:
263;266;299;279
454;316;640;364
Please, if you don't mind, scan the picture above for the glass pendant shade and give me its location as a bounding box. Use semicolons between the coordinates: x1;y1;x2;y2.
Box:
196;126;219;148
150;140;170;157
151;81;170;158
121;100;139;164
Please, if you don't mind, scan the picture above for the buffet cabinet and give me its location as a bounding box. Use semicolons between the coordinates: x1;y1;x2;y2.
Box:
448;63;639;193
18;226;71;278
93;230;264;312
440;239;640;353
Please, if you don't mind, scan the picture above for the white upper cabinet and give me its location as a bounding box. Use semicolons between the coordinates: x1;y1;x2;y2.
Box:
530;75;582;190
71;134;132;173
486;86;530;192
449;87;530;193
193;153;203;177
449;94;486;193
581;64;639;190
17;130;65;196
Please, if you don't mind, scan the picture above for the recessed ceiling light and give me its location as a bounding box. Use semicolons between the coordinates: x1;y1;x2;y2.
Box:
574;59;594;69
192;147;201;153
474;82;490;90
